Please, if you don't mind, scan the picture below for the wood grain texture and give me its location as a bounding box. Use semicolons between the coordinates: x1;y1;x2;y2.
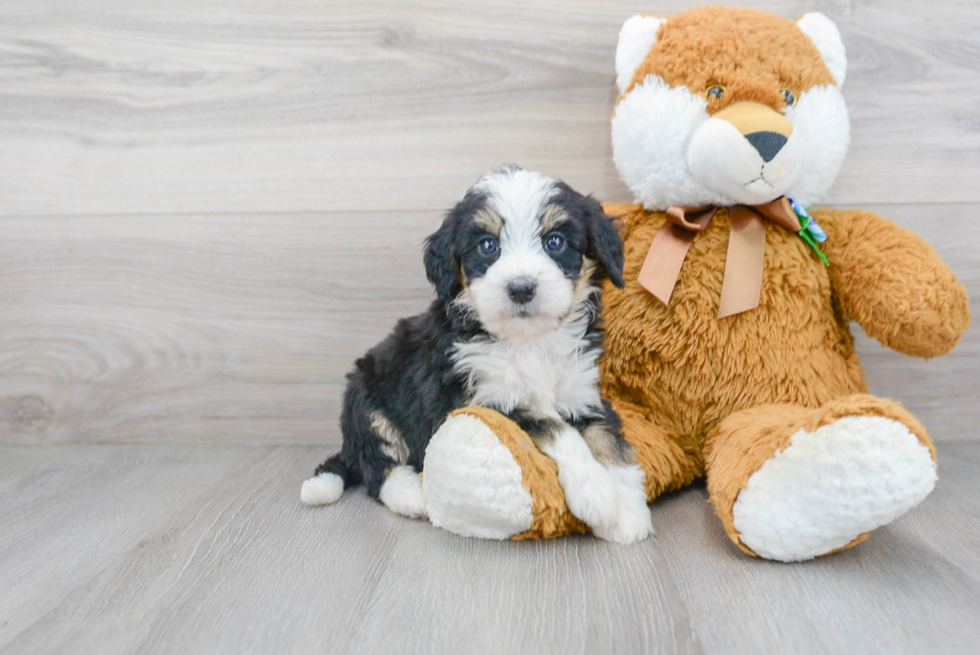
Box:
651;442;980;655
1;2;977;653
1;0;980;217
2;443;979;654
0;204;975;444
0;444;276;651
0;444;699;655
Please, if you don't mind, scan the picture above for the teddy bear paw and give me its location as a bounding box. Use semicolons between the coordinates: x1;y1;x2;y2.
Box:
732;415;937;562
422;413;535;539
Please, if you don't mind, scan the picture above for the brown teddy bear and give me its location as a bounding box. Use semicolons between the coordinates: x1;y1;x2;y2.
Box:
420;6;971;561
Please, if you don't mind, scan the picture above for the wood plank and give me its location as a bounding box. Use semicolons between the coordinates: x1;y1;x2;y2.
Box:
0;443;276;650
0;444;698;655
0;203;975;445
343;525;699;655
898;443;980;587
848;205;980;444
650;443;980;655
3;443;979;654
1;0;980;216
0;211;435;444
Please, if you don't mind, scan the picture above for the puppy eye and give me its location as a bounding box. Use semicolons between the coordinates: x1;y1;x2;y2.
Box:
544;232;566;253
781;88;797;107
705;84;725;100
478;236;498;256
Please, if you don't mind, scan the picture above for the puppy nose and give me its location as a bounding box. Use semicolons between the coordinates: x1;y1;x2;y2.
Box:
507;280;537;305
744;131;788;163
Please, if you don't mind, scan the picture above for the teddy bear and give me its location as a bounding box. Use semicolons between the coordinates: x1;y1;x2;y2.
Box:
420;6;971;561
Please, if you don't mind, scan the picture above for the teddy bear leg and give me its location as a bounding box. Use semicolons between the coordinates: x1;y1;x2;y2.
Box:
611;398;704;502
422;406;587;540
705;394;937;562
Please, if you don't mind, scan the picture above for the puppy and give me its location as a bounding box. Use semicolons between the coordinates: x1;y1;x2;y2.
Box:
301;165;652;543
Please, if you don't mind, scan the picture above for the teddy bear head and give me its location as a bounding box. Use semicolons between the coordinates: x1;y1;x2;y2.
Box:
611;7;850;210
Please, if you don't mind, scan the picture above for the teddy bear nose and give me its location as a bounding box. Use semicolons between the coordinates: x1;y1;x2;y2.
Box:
745;131;788;163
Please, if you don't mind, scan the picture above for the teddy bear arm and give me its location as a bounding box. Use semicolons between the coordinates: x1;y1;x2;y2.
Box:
422;406;587;540
817;208;971;358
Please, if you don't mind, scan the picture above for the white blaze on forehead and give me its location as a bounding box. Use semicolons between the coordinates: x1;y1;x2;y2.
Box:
474;168;560;253
463;167;577;339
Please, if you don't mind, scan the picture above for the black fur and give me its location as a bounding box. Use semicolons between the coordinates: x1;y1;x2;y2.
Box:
508;397;633;464
423;191;489;302
315;299;485;499
311;169;630;506
552;182;625;288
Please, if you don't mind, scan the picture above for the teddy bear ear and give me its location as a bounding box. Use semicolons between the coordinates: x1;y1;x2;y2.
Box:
615;14;665;94
796;12;847;86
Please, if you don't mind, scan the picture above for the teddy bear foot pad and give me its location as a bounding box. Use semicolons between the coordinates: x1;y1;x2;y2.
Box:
732;415;937;562
423;413;537;539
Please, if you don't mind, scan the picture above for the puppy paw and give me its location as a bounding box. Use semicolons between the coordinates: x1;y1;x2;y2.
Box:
559;466;623;532
379;465;428;519
544;429;623;531
593;512;653;544
300;472;344;506
594;464;653;544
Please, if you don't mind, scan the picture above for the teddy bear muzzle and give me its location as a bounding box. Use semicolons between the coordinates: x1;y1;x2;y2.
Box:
687;101;804;206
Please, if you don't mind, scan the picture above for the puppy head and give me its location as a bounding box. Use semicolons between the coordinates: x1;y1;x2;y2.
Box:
424;165;623;338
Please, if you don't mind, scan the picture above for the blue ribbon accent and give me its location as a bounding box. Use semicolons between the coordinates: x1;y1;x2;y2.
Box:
788;197;830;266
789;198;827;243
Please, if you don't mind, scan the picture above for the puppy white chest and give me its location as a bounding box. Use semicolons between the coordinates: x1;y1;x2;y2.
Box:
452;321;602;419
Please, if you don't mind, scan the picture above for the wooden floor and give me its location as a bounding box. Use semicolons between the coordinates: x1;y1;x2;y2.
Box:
2;0;979;653
1;442;978;655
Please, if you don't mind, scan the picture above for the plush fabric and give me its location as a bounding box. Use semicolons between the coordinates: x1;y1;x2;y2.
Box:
425;406;585;540
704;394;936;558
624;8;836;101
421;6;971;559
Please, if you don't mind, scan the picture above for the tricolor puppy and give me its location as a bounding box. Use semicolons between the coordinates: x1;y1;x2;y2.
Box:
301;165;653;543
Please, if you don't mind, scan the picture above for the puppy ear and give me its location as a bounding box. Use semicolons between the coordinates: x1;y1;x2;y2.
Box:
423;211;461;302
580;195;625;288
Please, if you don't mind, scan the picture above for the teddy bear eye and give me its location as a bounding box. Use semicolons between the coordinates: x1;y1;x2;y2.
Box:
781;88;798;107
706;84;725;100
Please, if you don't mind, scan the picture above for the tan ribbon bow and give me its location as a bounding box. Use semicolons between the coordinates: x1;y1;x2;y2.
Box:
637;197;802;319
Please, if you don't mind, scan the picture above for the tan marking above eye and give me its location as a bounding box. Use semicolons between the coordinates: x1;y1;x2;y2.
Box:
541;204;570;234
473;207;503;235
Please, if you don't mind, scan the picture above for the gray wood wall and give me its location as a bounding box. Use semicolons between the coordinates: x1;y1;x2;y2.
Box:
1;0;977;445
